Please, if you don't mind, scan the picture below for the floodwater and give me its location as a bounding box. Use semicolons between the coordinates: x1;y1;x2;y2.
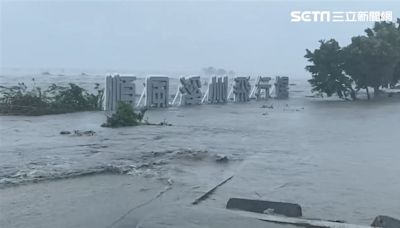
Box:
0;74;399;225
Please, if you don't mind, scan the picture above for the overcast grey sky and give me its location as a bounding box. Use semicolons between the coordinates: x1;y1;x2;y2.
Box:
1;0;399;76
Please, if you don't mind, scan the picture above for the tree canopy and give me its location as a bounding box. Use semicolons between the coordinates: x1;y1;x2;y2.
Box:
305;20;400;100
305;39;355;100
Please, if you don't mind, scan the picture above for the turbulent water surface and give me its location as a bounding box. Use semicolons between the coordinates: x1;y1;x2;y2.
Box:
0;74;399;224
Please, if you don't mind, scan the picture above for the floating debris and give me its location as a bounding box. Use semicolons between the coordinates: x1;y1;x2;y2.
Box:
261;104;273;109
215;154;229;163
74;130;96;136
60;130;96;136
159;122;172;126
192;175;234;205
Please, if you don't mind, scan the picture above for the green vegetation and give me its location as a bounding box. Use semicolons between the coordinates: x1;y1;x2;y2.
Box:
305;39;356;100
305;20;400;100
0;79;104;115
101;102;147;128
101;102;174;128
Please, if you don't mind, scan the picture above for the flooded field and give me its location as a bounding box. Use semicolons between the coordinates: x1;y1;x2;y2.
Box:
1;75;399;226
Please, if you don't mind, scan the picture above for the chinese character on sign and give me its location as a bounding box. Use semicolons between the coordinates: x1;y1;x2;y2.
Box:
179;76;202;105
207;76;228;104
275;76;289;99
254;76;272;100
106;75;136;112
233;77;251;102
146;76;169;108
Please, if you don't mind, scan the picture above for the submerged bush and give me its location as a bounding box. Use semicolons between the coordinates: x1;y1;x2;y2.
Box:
46;83;104;111
101;102;147;128
0;79;104;116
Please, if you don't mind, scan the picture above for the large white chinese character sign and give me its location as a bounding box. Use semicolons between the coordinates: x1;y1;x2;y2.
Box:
252;76;272;100
146;76;169;108
205;76;228;104
105;75;136;112
275;76;289;99
178;76;202;105
233;77;251;102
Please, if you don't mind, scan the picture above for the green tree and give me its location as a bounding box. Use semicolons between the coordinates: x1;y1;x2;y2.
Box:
392;63;400;87
305;39;356;100
343;21;400;98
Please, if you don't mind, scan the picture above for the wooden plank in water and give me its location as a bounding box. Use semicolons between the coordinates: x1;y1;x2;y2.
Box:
192;176;233;205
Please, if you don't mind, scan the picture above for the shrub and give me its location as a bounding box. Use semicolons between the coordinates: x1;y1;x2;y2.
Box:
0;80;104;115
101;102;147;128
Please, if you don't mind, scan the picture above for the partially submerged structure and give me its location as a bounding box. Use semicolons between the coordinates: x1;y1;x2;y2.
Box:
275;76;289;99
232;77;251;102
106;74;289;110
202;76;228;104
135;75;170;108
146;76;169;108
251;76;272;100
105;75;136;112
172;76;202;106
